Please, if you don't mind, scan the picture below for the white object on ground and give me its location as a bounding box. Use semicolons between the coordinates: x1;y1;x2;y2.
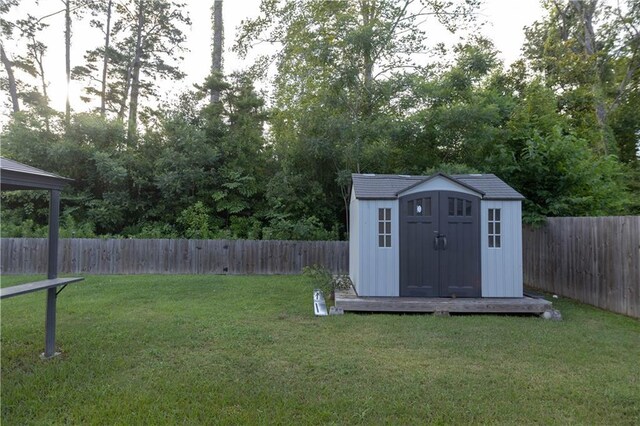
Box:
314;289;328;316
541;309;563;321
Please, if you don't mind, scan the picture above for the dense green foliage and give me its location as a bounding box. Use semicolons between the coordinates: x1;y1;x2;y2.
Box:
2;275;639;423
1;0;638;239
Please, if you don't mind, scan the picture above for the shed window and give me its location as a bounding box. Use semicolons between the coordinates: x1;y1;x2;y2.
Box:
488;208;501;248
408;198;431;216
378;208;391;248
448;197;472;217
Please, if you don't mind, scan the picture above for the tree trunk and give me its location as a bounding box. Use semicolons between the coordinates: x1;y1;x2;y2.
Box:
100;0;113;117
571;0;608;153
340;183;350;237
210;0;223;104
0;43;19;113
360;0;374;116
34;48;50;132
353;0;375;172
128;2;145;141
64;0;72;126
117;62;132;122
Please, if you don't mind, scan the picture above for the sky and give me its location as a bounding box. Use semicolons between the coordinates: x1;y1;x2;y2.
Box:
2;0;548;120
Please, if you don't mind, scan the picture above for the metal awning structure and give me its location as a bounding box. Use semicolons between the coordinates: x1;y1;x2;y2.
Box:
0;157;72;191
0;157;84;359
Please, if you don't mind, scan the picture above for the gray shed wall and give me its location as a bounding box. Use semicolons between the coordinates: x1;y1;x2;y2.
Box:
354;198;399;296
481;200;523;297
349;190;360;291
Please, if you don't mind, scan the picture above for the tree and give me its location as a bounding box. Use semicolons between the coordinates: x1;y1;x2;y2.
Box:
524;0;640;155
0;42;19;113
152;92;220;223
8;1;90;126
71;0;190;135
0;0;20;113
127;1;145;140
63;0;72;126
71;0;134;120
99;0;113;117
125;0;191;140
211;73;270;226
394;37;510;173
236;0;481;234
14;15;53;132
488;80;630;221
239;0;478;167
210;0;223;104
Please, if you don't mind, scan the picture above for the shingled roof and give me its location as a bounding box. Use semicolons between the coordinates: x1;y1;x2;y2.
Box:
0;157;71;191
352;173;524;200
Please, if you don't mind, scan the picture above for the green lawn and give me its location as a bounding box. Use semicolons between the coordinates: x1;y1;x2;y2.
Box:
1;275;638;425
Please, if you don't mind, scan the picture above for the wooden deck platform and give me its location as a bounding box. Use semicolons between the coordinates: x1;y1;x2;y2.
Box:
335;287;553;314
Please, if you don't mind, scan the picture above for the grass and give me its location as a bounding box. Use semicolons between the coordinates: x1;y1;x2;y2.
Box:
1;274;639;425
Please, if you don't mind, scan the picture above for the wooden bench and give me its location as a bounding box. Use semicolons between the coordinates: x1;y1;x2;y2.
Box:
1;277;84;359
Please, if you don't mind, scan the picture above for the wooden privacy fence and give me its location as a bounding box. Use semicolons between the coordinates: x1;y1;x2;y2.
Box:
4;218;639;317
523;216;640;318
1;238;349;275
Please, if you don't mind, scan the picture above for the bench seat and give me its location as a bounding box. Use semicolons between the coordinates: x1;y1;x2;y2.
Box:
1;277;84;299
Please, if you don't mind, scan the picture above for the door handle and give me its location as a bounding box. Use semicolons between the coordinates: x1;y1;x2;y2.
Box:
440;235;447;250
433;235;439;250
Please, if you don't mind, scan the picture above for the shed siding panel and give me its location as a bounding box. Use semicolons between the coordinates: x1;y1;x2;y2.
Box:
481;201;523;297
358;200;399;296
512;203;523;295
349;191;361;293
401;175;480;197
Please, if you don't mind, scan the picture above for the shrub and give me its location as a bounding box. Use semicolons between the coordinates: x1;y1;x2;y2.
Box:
302;265;353;299
177;202;215;239
128;223;179;239
332;275;353;291
303;265;333;295
263;216;339;241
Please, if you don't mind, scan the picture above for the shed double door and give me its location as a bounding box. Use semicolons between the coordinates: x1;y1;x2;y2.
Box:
399;191;480;297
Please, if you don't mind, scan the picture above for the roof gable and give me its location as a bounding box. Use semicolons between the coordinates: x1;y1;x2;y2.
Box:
397;172;484;197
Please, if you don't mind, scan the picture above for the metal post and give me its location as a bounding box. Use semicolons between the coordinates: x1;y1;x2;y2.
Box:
48;189;60;280
44;288;58;358
43;189;61;359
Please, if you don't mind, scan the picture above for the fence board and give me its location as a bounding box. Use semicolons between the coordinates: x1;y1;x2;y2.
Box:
523;216;640;318
1;238;349;276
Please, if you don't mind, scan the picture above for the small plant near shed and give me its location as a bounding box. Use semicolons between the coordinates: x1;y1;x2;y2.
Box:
333;275;352;291
303;265;352;300
303;265;333;296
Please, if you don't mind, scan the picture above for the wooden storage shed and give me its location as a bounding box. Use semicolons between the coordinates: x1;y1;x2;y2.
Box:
349;173;525;299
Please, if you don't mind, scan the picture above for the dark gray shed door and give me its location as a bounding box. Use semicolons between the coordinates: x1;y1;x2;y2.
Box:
399;191;481;297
